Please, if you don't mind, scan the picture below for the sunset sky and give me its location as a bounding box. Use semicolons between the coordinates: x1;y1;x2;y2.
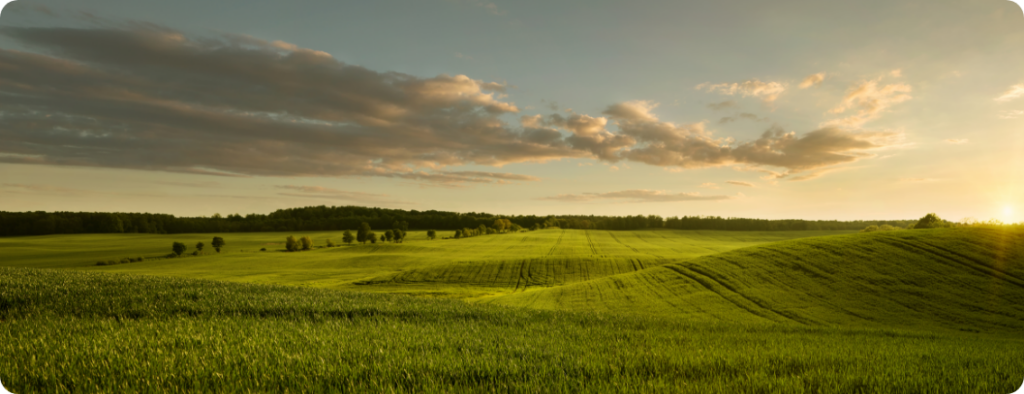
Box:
0;0;1021;222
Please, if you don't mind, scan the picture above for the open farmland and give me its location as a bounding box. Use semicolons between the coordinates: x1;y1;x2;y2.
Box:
1;266;1023;393
2;227;1023;392
0;228;850;298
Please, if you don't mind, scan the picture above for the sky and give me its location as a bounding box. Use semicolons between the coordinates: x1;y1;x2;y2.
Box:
0;0;1021;222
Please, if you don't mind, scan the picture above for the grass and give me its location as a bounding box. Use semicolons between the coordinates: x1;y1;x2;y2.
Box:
2;227;1023;392
2;267;1022;393
0;228;851;298
489;228;1024;333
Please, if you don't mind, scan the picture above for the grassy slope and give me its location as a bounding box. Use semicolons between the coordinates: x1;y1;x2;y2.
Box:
0;229;848;298
488;228;1024;334
2;267;1022;393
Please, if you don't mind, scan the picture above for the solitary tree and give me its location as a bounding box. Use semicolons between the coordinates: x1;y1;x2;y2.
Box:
427;230;436;240
379;234;386;243
368;231;377;244
326;239;336;247
172;242;187;256
300;236;313;250
357;222;372;244
385;230;394;242
195;242;205;253
211;237;225;253
342;230;355;244
286;236;299;252
913;213;945;230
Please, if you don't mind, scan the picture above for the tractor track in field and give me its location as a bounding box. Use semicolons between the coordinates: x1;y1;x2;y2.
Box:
513;260;527;292
878;237;1024;289
584;230;599;255
606;231;638;253
547;230;565;256
663;264;808;325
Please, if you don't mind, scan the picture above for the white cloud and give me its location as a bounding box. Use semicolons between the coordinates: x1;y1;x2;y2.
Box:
798;73;826;89
824;78;912;128
696;79;787;103
995;84;1024;102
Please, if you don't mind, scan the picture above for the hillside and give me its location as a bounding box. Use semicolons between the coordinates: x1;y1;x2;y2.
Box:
2;267;1022;393
487;227;1024;333
0;229;849;298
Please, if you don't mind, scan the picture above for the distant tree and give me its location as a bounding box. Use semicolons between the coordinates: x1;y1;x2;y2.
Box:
385;230;394;242
454;230;462;239
510;223;523;232
211;236;225;253
172;242;187;256
379;234;386;242
478;224;487;235
357;222;372;244
913;213;946;230
368;231;377;244
427;230;436;240
530;223;541;231
300;236;313;250
195;242;205;253
486;227;496;234
286;236;299;252
326;239;336;247
342;230;355;244
862;225;879;232
212;213;223;219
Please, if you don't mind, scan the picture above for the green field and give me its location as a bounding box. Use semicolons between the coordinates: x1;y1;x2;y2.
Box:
2;227;1023;392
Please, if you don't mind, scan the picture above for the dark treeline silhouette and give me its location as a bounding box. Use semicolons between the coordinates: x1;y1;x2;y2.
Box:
0;206;917;237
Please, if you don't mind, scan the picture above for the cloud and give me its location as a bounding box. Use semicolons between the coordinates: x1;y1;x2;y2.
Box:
718;112;768;124
798;73;826;89
596;103;899;179
0;25;575;185
725;181;754;187
824;78;912;127
0;24;904;185
275;185;411;205
707;100;738;111
699;182;719;189
1000;110;1024;119
539;189;731;203
943;139;968;144
2;183;87;194
996;84;1024;102
696;79;787;103
155;181;221;188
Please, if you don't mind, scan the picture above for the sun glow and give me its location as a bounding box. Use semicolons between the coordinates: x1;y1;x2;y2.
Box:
1003;206;1016;224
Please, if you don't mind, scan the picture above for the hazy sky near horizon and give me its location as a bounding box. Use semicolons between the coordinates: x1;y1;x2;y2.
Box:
0;0;1022;222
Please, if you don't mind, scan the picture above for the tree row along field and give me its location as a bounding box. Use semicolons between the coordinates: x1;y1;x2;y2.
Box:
1;267;1022;393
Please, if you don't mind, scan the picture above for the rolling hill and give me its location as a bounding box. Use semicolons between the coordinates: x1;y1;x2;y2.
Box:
486;227;1024;333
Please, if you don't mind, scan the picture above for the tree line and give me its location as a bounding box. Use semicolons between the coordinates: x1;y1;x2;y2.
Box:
0;206;921;237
